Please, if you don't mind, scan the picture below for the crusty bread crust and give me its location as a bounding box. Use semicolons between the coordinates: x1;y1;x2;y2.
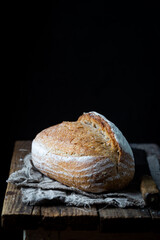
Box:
32;112;135;193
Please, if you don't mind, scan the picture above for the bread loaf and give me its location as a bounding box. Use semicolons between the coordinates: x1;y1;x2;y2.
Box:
32;111;135;193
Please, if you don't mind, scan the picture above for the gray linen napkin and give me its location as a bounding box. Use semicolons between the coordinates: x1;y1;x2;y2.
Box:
7;154;145;208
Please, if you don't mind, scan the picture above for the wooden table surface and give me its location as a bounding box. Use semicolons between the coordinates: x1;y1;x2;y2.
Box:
1;141;160;238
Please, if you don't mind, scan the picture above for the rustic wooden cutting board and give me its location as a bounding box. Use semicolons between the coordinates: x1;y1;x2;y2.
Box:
1;141;160;234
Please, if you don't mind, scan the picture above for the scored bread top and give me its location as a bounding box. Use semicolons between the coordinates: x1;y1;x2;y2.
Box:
78;111;134;160
34;111;134;162
34;120;119;164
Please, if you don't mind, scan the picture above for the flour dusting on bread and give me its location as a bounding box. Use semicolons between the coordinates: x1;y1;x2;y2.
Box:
87;111;134;159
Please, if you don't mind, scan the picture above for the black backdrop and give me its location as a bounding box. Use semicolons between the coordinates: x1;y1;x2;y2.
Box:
1;3;160;238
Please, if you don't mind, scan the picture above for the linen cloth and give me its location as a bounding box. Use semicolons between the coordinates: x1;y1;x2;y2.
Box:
7;153;145;208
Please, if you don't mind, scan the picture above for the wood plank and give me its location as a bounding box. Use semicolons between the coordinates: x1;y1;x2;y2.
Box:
60;206;98;230
1;141;34;229
99;208;150;219
41;206;65;230
32;206;41;216
41;206;98;230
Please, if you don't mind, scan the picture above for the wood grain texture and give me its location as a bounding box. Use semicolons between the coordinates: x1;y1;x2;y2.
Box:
1;141;160;233
1;141;34;229
41;205;98;230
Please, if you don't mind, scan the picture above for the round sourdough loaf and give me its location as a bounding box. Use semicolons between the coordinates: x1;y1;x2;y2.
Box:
32;111;135;193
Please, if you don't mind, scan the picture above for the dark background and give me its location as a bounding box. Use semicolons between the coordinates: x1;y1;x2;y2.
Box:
1;2;160;239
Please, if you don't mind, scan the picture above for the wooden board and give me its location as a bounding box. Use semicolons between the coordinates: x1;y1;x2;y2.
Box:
1;141;160;233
